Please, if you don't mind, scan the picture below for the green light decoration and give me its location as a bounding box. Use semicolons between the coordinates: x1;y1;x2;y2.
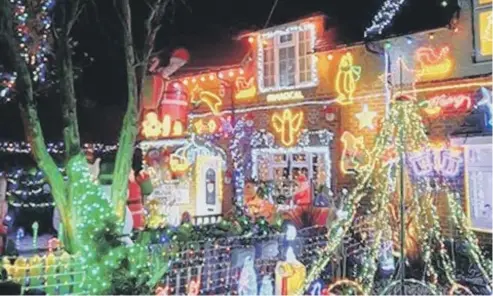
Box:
59;154;170;294
298;99;492;295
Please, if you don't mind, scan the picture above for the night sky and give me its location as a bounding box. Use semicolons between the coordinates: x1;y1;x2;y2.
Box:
0;0;458;142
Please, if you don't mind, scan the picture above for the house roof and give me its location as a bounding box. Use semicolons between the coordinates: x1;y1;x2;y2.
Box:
168;0;459;74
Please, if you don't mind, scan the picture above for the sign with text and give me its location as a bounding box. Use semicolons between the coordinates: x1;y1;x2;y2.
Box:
420;93;472;117
149;181;190;205
266;91;304;103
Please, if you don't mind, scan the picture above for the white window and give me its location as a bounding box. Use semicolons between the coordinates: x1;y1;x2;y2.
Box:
252;147;330;188
453;136;493;233
258;24;318;93
464;143;492;232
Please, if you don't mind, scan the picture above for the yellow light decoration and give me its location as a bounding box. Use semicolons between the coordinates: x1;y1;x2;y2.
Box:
479;0;492;4
355;104;378;129
448;283;473;295
162;115;172;137
266;90;304;103
479;10;493;56
142;112;162;138
415;46;453;80
326;279;364;295
271;109;304;147
235;77;257;100
340;131;368;174
207;119;217;133
191;85;223;115
335;52;361;105
172;121;184;136
169;154;190;174
193;119;207;134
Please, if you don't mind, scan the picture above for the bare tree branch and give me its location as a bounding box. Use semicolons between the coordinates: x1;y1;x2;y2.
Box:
110;0;172;220
56;0;82;160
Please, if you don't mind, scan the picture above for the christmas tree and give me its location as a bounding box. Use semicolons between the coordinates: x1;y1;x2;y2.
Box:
300;97;492;294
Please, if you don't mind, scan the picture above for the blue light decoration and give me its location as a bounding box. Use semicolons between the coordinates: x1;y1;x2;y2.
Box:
0;167;66;208
238;256;258;295
258;276;274;295
364;0;406;38
230;114;255;204
476;87;492;128
308;279;324;296
0;140;119;154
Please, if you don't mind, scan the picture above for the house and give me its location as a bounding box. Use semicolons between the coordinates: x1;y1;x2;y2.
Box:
138;0;492;241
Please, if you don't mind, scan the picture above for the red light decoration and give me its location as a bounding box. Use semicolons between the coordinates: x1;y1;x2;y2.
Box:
420;93;472;117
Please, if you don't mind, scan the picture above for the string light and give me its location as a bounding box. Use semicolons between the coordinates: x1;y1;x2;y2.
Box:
0;0;56;103
0;141;119;154
364;0;406;38
298;100;492;294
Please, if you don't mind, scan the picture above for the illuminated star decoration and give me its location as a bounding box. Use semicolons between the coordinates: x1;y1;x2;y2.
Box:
355;104;378;129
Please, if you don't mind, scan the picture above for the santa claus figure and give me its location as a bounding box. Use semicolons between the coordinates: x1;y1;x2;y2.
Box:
293;175;312;207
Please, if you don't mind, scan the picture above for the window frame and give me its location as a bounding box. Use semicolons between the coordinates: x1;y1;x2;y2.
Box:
257;23;318;93
472;0;493;62
251;146;331;189
451;136;493;233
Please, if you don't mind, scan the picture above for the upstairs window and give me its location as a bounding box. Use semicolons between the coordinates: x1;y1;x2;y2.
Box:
258;23;318;93
473;0;492;62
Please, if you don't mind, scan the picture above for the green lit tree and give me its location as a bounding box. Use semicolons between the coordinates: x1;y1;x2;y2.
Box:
0;0;172;293
300;97;492;294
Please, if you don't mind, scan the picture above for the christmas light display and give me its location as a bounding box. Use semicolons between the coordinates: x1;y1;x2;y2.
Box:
0;72;17;101
414;46;454;80
340;131;369;174
476;87;492;126
298;99;492;294
190;84;223;115
271;109;304;147
334;52;361;105
364;0;406;38
420;93;472;117
0;0;55;102
355;104;378;129
0;141;118;154
234;77;257;101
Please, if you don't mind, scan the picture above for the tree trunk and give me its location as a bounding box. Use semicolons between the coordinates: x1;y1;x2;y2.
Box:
56;0;82;160
110;0;141;220
111;0;170;221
